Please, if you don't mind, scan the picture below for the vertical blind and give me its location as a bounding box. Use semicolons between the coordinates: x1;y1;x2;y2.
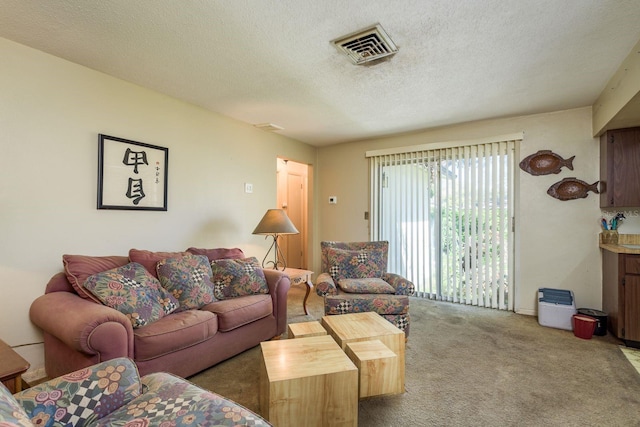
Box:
368;135;519;310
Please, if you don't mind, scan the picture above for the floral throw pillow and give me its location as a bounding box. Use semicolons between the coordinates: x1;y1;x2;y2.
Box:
209;257;269;300
83;262;179;328
157;254;216;311
326;248;386;281
338;278;396;294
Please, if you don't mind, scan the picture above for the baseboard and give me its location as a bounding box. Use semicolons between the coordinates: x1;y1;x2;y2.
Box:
22;367;48;386
516;308;536;316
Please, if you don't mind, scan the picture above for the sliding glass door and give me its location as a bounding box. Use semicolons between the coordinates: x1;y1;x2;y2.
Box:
369;136;518;310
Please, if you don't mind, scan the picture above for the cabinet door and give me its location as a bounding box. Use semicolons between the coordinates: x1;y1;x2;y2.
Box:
624;274;640;342
602;250;623;337
601;127;640;207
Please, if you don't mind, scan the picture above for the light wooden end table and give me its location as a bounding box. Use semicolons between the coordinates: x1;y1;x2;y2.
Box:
0;339;30;393
321;312;405;396
259;335;358;427
280;267;314;315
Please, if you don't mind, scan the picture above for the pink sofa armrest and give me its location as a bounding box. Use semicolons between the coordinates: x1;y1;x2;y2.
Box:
30;292;134;360
262;269;290;335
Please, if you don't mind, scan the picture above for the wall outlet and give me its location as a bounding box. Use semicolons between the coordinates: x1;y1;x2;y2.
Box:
329;196;337;204
244;183;253;193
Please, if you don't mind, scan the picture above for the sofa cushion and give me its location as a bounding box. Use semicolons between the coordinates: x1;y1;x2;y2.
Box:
201;294;272;332
62;254;130;303
338;277;396;294
326;247;386;281
128;248;188;279
133;310;218;361
157;254;216;312
93;371;271;427
186;247;245;261
209;257;269;300
84;262;179;328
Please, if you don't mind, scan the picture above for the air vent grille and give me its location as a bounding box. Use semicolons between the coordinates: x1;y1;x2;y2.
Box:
332;23;398;65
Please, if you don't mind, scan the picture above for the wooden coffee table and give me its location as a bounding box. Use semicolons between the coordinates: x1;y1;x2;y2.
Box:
321;312;405;396
259;335;358;427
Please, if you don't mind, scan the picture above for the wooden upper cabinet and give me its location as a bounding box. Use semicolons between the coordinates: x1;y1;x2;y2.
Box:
600;127;640;208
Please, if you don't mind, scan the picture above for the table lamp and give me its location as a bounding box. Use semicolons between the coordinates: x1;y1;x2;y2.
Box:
252;209;299;270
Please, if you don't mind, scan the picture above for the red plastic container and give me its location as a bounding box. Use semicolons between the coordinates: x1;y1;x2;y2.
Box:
572;314;596;339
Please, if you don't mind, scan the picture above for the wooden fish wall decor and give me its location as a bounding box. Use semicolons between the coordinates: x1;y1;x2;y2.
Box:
520;150;575;175
547;177;599;201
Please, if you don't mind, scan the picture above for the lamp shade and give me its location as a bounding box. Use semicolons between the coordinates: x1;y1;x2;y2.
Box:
252;209;299;235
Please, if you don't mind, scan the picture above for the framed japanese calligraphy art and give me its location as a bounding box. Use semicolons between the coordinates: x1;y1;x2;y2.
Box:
97;134;168;211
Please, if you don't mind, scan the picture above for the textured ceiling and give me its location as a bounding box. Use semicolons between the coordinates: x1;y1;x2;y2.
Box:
2;0;640;146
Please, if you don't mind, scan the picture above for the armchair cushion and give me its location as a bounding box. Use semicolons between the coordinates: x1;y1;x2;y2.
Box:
83;262;179;328
326;247;386;280
94;371;271;427
157;254;216;311
0;384;31;426
5;357;273;427
13;357;142;426
209;257;269;300
338;278;396;294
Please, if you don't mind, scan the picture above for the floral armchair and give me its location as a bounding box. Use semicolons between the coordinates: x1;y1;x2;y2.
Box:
0;357;271;427
315;241;415;336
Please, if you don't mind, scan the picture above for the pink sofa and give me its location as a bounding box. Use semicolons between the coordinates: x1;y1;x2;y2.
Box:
29;248;290;379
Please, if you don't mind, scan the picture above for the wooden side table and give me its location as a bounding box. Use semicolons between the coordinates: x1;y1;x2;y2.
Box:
0;339;30;393
278;267;314;315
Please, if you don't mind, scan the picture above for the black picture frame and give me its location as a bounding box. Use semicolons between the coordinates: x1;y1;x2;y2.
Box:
97;134;168;211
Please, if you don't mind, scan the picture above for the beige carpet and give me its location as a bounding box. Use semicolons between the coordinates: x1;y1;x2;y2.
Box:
189;284;640;426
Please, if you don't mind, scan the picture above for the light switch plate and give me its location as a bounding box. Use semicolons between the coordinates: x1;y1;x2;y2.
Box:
245;183;253;193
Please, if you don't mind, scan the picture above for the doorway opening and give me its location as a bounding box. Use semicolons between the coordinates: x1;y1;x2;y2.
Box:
277;158;309;269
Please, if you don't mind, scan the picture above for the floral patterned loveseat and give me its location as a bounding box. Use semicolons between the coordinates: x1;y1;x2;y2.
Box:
0;357;271;427
315;241;415;337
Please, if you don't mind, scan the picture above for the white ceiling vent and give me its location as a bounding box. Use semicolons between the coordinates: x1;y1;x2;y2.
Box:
332;23;398;65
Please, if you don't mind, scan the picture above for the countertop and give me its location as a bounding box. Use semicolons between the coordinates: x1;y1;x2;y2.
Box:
599;234;640;254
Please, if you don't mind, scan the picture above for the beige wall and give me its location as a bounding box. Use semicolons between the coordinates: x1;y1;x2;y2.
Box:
0;38;316;373
317;107;601;316
0;35;607;377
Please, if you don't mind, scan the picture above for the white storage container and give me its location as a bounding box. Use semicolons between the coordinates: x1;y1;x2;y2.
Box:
538;288;576;331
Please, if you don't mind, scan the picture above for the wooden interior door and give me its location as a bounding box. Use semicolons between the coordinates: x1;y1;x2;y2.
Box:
277;159;308;269
285;173;304;268
625;274;640;342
